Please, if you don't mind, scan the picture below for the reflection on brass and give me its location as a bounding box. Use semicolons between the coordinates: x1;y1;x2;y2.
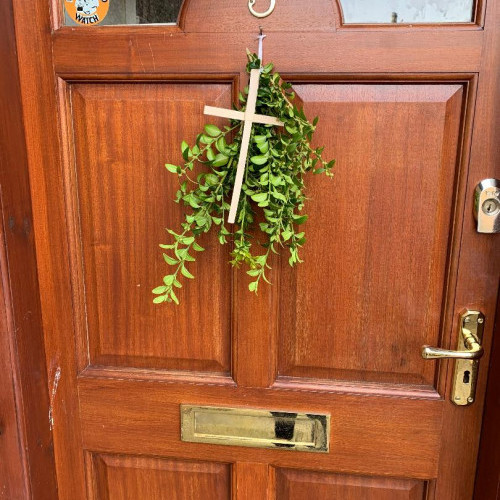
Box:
180;405;330;453
451;310;485;406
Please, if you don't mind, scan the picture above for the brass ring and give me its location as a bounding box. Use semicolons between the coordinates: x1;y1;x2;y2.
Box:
248;0;276;18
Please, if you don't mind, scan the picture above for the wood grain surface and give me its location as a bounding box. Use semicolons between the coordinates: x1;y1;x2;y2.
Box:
89;454;230;500
275;468;425;500
0;0;57;497
279;83;463;387
69;82;233;373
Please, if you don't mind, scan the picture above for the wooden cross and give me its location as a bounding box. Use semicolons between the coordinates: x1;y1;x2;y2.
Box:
204;68;284;224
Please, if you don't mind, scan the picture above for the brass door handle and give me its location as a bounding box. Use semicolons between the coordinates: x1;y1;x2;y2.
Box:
422;310;484;360
423;310;485;406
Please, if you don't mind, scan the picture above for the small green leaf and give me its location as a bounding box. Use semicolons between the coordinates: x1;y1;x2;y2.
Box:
270;174;281;187
153;295;166;304
163;254;178;266
250;155;268;165
184;252;195;262
163;275;175;286
206;147;215;161
152;285;167;294
215;136;227;153
257;141;269;154
255;255;267;266
212;154;229;167
181;236;195;245
176;248;188;259
205;124;221;137
181;141;189;160
248;281;258;292
259;173;269;185
170;289;179;305
181;266;195;279
194;214;207;227
165;163;179;174
193;242;205;252
251;192;268;203
199;135;213;145
188;197;200;209
292;214;308;225
282;229;293;241
272;190;287;202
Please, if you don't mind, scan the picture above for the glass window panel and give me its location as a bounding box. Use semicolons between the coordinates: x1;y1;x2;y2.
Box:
340;0;474;24
63;0;183;26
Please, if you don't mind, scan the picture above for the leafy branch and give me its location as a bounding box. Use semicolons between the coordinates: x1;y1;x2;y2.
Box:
153;52;335;304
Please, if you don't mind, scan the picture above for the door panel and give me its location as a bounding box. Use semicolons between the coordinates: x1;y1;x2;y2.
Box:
89;454;231;500
275;468;426;500
78;377;441;478
66;82;233;373
279;83;464;387
9;0;499;498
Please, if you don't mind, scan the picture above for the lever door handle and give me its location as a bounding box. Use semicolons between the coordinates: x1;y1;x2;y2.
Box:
422;310;485;406
422;310;485;360
421;340;483;360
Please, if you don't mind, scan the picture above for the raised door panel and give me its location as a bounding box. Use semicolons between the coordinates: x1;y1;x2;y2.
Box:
183;0;337;32
78;377;441;478
279;83;464;388
89;454;230;500
67;82;233;373
276;468;426;500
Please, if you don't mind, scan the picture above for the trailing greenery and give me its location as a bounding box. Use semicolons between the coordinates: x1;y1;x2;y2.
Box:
153;52;335;305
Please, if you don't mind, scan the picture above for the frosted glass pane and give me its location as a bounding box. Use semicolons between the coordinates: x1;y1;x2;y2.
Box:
341;0;474;23
63;0;183;26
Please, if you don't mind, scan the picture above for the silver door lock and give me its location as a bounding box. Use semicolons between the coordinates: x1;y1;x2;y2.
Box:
474;179;500;233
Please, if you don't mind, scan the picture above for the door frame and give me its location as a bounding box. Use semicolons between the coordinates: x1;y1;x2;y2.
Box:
474;285;500;499
0;0;57;497
0;0;498;498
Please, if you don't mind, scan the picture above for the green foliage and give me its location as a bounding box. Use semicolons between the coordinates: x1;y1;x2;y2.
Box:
153;52;335;304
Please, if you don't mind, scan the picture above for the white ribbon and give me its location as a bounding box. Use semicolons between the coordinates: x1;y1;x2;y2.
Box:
257;29;266;70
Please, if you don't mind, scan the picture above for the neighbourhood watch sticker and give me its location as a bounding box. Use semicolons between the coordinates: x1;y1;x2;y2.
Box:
65;0;109;25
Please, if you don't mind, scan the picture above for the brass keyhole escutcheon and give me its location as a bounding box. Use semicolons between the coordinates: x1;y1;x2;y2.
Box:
422;310;485;406
452;310;485;406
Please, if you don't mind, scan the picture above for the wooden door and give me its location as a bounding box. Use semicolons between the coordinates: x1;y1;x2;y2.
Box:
9;0;499;498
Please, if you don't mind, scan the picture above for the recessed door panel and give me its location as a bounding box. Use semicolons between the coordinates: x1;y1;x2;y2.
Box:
276;468;426;500
68;82;233;374
89;454;231;500
279;84;464;388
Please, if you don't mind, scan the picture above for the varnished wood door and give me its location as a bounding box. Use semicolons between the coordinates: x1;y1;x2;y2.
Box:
8;0;499;498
